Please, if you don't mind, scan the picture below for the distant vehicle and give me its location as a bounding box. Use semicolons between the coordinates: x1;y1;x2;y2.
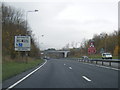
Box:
82;56;89;60
43;56;47;59
102;53;112;59
44;56;50;60
46;57;50;60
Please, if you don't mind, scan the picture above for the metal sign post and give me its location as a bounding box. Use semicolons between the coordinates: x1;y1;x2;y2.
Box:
25;51;28;64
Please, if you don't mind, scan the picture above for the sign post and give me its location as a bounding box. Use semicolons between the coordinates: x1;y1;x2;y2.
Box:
15;36;31;63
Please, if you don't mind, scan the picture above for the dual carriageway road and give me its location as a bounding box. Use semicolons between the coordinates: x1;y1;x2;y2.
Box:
3;58;119;89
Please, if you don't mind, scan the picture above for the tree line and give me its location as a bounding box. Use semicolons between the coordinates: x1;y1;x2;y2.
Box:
2;3;40;61
63;30;119;58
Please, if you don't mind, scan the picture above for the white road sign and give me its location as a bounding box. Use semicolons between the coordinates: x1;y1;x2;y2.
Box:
15;36;31;51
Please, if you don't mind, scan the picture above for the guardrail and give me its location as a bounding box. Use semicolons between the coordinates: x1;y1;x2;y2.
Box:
78;59;119;66
65;58;120;68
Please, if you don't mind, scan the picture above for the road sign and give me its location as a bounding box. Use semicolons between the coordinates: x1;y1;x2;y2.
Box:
100;48;104;53
15;36;31;51
88;42;96;54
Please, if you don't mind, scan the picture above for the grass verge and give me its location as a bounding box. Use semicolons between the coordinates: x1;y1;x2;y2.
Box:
2;59;44;81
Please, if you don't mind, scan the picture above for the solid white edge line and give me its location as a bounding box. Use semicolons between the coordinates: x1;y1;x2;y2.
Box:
6;59;47;90
82;76;91;82
81;62;120;71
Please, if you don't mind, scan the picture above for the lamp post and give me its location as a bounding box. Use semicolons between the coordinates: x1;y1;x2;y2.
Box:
25;10;38;63
100;33;107;53
38;35;44;49
105;34;108;52
26;10;38;35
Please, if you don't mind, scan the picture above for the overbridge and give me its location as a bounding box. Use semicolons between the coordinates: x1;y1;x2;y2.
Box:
43;50;70;58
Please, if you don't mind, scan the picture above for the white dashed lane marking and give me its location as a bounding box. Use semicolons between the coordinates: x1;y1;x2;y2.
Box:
82;76;91;82
69;67;72;69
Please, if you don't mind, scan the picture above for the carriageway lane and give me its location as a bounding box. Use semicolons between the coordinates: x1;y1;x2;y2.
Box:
60;59;118;88
12;59;118;88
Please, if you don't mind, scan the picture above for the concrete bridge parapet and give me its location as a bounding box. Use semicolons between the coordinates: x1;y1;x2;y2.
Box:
44;50;70;58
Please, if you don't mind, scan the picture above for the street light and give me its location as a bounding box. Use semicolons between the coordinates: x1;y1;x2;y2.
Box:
25;10;38;63
26;10;39;35
27;10;39;12
100;33;107;52
105;34;108;52
38;35;44;49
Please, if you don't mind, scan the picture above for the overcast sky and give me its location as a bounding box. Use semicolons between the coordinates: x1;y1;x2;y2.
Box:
4;0;119;50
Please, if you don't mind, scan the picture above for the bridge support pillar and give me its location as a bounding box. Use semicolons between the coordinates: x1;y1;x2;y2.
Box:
64;52;68;58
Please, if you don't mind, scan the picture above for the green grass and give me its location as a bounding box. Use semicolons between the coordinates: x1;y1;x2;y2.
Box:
88;55;101;59
2;59;44;81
